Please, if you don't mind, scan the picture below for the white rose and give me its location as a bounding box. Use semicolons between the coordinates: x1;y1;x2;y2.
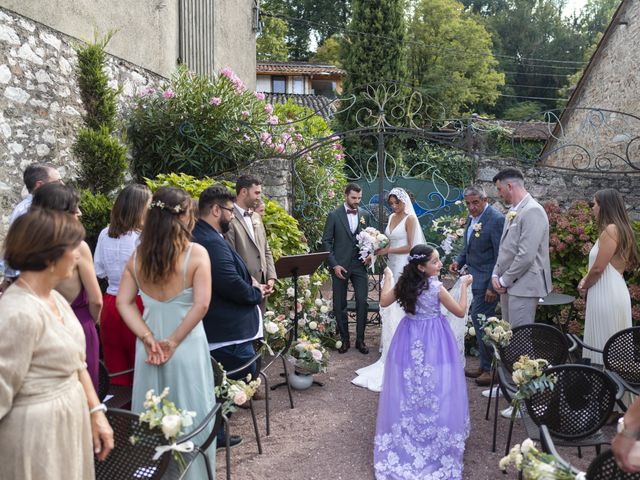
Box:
265;310;275;317
315;298;323;307
320;305;329;314
286;287;295;297
468;327;475;337
295;343;306;352
308;321;318;330
376;234;386;242
233;391;248;405
520;438;534;455
161;414;182;440
311;349;323;361
304;289;311;298
265;321;279;334
334;341;342;349
297;318;306;327
456;228;464;237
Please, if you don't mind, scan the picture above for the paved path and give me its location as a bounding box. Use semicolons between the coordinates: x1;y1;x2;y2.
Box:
220;324;612;479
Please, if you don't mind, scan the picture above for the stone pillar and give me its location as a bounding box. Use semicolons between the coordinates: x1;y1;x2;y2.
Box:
237;158;292;213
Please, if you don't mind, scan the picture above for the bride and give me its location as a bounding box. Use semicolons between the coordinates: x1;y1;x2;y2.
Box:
351;187;425;392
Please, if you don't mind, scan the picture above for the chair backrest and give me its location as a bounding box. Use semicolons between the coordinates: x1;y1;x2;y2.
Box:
95;409;170;480
604;326;640;386
586;450;640;480
498;324;570;373
524;365;616;440
97;361;110;401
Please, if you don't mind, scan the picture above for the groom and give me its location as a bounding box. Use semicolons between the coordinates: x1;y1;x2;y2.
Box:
322;183;371;354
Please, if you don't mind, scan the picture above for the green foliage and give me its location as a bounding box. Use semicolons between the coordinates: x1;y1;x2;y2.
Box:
401;142;477;188
73;31;128;196
74;31;118;130
502;101;544;121
73;127;128;193
311;35;343;67
406;0;504;116
257;15;290;61
273;100;347;249
79;189;113;251
145;172;233;198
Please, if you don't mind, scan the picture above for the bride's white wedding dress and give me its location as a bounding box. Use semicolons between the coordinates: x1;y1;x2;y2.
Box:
351;214;412;392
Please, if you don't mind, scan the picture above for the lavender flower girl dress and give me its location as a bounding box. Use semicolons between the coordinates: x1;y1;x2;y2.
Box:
374;276;469;479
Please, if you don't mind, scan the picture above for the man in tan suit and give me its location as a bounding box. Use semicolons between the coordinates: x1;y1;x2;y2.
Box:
491;168;552;328
225;175;277;296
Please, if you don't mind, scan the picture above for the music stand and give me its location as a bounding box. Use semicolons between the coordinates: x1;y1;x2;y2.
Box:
271;251;329;390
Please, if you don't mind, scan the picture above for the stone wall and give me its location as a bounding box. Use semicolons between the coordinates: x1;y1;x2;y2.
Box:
476;158;640;220
237;158;292;213
543;0;640;171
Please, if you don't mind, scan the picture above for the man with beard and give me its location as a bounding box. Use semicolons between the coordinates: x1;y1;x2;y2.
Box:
192;185;266;447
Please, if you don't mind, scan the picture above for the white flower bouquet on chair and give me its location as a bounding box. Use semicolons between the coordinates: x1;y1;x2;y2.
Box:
214;369;262;415
132;387;197;471
500;438;583;479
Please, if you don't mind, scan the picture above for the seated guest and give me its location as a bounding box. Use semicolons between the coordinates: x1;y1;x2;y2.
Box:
32;183;103;391
94;184;151;385
0;208;113;479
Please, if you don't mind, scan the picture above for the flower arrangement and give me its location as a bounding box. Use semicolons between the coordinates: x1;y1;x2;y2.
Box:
481;315;513;350
500;438;584;479
260;310;291;355
288;335;329;374
356;227;389;263
509;355;558;420
214;369;262;415
297;296;339;348
133;387;197;470
431;213;467;256
464;318;479;356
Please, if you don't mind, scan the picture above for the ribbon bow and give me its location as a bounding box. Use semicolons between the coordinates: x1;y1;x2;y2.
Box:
244;210;253;217
346;208;358;215
152;441;195;460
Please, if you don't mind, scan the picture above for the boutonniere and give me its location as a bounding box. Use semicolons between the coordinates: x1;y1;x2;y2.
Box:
473;222;482;238
359;216;366;226
506;211;517;223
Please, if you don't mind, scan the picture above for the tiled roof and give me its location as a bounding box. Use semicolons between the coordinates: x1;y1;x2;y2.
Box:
263;93;338;119
478;119;552;141
257;61;345;76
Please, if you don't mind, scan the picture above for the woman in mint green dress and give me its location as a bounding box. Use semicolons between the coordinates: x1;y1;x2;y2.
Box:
118;187;216;478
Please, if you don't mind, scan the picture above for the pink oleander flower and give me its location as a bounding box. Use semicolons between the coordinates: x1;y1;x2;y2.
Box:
209;97;222;106
264;103;274;115
241;110;250;119
332;143;342;150
260;132;272;145
162;89;175;99
254;91;266;101
221;67;234;78
335;153;345;160
274;143;286;154
137;87;155;97
268;115;279;125
280;133;291;143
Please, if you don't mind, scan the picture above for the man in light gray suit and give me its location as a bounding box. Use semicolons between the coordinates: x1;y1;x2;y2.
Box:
491;168;552;327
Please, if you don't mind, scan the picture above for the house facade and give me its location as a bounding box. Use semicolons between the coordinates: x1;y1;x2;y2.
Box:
256;61;344;98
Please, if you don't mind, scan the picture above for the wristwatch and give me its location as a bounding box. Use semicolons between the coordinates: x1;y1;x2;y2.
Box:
618;416;640;440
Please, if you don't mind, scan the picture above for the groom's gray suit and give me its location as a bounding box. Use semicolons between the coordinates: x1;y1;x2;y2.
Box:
492;194;552;327
321;205;370;344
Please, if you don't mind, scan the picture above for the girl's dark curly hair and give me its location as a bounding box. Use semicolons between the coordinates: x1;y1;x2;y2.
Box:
394;244;434;315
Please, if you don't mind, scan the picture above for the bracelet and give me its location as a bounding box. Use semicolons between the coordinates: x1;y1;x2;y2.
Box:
141;331;152;340
89;403;107;415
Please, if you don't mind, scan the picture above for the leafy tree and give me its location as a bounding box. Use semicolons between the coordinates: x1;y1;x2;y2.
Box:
406;0;504;116
311;35;343;67
257;15;290;61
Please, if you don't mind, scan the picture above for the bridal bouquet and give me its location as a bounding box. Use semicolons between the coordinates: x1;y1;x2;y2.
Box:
214;369;262;415
500;439;583;479
356;227;389;262
288;335;329;374
133;387;197;471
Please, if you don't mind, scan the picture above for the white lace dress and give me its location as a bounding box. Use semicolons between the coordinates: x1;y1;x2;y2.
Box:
351;214;410;392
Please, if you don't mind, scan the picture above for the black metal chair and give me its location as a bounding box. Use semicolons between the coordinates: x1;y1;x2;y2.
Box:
524;365;617;458
603;327;640;401
540;425;640;480
486;323;570;453
95;402;221;480
211;356;263;480
97;361;134;409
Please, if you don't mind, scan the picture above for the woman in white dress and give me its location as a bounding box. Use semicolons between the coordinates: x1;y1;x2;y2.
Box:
578;189;639;365
352;187;425;392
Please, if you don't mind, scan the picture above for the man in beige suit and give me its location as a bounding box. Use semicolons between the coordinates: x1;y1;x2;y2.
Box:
491;168;552;328
225;175;277;296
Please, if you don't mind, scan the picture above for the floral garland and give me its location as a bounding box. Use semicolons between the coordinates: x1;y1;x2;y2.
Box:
214;369;262;415
500;438;584;479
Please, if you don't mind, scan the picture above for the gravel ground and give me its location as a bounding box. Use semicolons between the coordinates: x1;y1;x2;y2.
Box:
218;323;615;480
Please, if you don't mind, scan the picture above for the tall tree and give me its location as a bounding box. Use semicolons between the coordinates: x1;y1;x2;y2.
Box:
257;15;290;61
311;35;343;67
407;0;504;116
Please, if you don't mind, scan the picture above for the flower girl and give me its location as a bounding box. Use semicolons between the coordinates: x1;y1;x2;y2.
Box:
374;244;473;479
